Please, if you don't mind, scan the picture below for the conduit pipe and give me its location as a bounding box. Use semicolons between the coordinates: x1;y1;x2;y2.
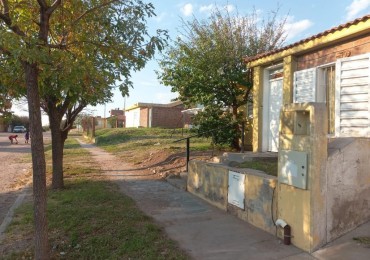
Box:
275;219;291;245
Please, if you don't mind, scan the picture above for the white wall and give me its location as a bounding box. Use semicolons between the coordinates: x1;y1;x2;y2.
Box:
125;108;140;127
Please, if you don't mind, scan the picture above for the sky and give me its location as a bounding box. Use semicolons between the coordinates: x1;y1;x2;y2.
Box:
12;0;370;122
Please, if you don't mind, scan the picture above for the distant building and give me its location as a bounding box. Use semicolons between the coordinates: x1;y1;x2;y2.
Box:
125;101;191;128
109;108;125;128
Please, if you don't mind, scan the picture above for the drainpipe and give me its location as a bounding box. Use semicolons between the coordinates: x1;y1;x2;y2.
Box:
275;219;291;245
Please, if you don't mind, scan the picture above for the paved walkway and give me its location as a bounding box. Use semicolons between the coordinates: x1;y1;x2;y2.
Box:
78;140;370;260
78;140;311;259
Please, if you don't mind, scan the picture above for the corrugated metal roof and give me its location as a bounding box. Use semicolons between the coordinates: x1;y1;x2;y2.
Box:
244;14;370;63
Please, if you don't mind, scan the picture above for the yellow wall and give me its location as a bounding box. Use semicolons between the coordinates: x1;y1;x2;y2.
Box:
187;160;278;235
278;103;328;252
252;66;263;152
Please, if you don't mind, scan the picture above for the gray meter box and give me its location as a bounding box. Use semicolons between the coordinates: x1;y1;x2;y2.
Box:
279;150;308;189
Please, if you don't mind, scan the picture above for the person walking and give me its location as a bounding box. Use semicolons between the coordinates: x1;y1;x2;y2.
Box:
25;130;30;144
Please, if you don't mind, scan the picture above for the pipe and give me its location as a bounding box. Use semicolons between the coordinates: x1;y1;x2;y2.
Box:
283;225;291;245
275;219;291;245
275;219;287;228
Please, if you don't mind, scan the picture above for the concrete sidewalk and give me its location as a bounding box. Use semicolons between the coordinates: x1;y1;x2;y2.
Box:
79;140;369;260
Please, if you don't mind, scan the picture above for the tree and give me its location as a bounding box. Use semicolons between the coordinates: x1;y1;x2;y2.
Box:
158;7;286;149
0;86;13;124
0;0;166;257
41;0;167;190
9;114;30;128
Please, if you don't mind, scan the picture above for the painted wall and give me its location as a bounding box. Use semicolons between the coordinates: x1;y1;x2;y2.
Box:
187;161;228;210
278;103;328;252
187;160;278;234
125;108;140;127
326;138;370;241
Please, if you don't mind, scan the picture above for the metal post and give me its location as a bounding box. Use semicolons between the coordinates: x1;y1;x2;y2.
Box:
186;138;190;172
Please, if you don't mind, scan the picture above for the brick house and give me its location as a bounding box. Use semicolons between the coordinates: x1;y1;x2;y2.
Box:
245;14;370;152
242;15;370;252
125;101;192;128
108;108;125;127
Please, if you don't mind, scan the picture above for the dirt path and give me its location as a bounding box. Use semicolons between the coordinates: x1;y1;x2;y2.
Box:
76;140;161;180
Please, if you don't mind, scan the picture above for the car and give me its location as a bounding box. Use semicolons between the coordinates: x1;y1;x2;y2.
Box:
13;126;26;133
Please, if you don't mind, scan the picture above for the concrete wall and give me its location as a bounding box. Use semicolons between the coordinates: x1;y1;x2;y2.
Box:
187;161;228;210
326;138;370;241
188;160;278;234
278;103;328;252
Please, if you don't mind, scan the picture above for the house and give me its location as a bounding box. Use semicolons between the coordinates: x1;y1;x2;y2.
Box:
125;101;191;128
108;108;125;128
243;15;370;252
186;15;370;254
246;14;370;152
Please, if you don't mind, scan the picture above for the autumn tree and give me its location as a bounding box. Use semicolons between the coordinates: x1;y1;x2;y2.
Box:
0;86;13;125
0;0;166;258
158;7;286;149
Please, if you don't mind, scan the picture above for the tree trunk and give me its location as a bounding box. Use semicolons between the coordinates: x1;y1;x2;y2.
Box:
231;104;241;150
48;106;64;189
24;62;49;259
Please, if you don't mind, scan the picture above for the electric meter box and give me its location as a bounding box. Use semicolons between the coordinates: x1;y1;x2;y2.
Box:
228;171;245;209
279;150;308;189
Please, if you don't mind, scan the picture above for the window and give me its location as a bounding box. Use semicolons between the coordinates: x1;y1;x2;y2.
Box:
335;53;370;137
293;68;316;103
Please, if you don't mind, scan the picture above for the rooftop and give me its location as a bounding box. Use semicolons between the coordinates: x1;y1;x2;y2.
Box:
244;14;370;63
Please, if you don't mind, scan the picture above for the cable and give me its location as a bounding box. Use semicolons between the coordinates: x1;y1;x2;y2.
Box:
271;186;277;236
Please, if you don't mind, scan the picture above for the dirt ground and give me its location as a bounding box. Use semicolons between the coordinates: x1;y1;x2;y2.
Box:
0;131;216;240
0;132;34;227
0;131;215;227
134;149;219;179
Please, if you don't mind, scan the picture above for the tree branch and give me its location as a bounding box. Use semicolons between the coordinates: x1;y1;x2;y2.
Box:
0;12;26;37
37;0;47;9
0;0;10;15
72;0;119;26
46;0;62;15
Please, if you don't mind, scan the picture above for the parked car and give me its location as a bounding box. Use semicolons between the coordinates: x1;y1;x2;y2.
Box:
13;126;26;133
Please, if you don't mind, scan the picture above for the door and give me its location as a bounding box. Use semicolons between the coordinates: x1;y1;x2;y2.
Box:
268;78;283;152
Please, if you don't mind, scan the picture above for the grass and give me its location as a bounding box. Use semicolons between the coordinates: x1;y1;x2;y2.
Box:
94;127;215;164
233;160;278;176
95;127;210;150
1;138;189;259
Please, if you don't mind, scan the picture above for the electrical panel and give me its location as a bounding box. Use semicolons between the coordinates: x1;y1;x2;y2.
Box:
228;171;245;209
279;150;308;189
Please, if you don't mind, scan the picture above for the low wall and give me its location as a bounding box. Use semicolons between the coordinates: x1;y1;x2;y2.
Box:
187;160;277;234
187;161;228;210
326;138;370;241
